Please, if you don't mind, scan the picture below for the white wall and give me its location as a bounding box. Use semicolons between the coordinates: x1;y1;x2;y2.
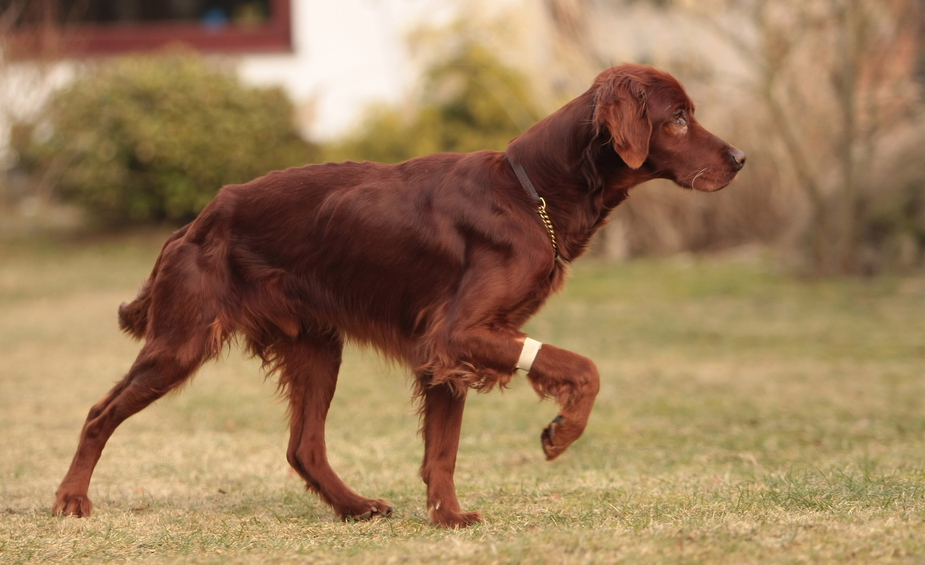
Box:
237;0;456;141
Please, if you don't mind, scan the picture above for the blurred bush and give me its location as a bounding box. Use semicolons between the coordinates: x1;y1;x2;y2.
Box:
327;42;539;163
860;133;925;271
16;50;317;226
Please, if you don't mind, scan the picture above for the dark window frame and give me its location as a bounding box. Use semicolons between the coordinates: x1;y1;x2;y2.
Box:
3;0;292;58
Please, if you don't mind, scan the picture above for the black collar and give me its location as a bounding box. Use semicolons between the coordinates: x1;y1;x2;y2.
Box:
507;157;559;259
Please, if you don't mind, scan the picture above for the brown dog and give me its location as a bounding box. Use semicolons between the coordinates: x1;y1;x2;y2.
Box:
53;64;744;528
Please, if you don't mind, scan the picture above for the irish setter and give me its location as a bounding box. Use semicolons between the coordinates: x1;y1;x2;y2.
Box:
53;64;745;528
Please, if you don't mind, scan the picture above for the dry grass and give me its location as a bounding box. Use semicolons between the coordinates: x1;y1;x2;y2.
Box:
2;233;924;564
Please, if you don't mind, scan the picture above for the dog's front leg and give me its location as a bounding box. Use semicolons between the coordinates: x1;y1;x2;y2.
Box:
444;329;602;461
455;331;601;461
517;340;601;460
419;381;482;529
417;327;600;527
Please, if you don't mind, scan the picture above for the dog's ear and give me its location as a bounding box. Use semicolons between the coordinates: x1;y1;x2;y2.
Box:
595;75;651;170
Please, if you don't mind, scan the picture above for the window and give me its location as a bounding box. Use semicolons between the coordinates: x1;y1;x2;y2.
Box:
2;0;292;57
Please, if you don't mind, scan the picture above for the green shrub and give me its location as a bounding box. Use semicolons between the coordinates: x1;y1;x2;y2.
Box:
327;43;539;164
22;50;317;226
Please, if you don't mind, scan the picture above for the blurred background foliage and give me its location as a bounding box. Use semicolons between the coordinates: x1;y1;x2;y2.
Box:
2;0;924;275
325;41;540;163
11;50;318;226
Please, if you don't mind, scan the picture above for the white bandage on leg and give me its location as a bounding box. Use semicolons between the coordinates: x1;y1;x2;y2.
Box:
516;337;543;372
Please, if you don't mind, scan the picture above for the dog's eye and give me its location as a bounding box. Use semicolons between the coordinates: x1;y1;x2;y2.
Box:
672;110;687;125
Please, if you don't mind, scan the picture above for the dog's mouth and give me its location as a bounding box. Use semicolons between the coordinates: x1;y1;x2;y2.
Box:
677;169;739;192
695;175;737;193
672;146;745;192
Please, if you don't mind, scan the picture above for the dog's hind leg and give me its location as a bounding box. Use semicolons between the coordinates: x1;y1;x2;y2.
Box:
277;330;394;522
52;339;208;516
53;241;220;517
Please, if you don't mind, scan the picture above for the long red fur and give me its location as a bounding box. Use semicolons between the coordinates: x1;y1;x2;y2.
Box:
53;64;744;528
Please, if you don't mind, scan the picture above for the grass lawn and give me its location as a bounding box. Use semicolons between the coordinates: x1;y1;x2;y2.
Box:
1;232;924;564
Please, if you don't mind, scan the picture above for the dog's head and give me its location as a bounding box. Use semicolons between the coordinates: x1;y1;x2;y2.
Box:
592;64;745;192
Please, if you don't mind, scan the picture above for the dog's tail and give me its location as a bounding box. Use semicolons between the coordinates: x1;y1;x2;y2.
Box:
118;224;191;340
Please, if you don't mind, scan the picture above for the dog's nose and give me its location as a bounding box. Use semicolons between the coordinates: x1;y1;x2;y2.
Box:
728;147;746;171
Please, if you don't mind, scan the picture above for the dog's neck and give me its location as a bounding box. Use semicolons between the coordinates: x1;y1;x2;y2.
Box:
505;90;655;262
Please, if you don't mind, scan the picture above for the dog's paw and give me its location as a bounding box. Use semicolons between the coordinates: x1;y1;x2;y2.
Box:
52;493;93;517
428;505;482;529
340;499;394;522
541;414;570;460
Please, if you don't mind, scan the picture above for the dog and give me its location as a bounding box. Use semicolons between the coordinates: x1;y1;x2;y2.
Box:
52;64;745;528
